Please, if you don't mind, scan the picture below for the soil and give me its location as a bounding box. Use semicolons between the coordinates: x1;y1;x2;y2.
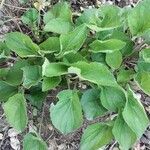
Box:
0;0;150;150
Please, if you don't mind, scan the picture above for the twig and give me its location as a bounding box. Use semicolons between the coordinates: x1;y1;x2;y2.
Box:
0;0;5;10
39;103;45;135
3;3;28;10
0;126;9;148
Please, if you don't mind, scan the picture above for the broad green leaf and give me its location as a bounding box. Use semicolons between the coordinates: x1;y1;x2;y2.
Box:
5;32;40;57
76;8;100;25
22;65;42;89
42;59;68;77
59;24;88;56
106;51;122;69
21;8;38;26
81;89;107;120
140;48;150;63
0;68;9;78
128;0;150;36
90;39;126;53
91;53;106;63
0;81;17;102
3;93;28;131
39;37;60;54
44;18;73;34
122;86;149;138
43;2;72;24
42;76;61;92
109;30;134;56
0;41;10;56
26;85;47;109
135;71;150;96
63;52;87;64
99;5;122;29
117;68;135;84
23;133;47;150
5;60;29;86
80;123;113;150
112;114;137;150
50;90;83;134
68;61;117;87
100;86;126;112
136;58;150;72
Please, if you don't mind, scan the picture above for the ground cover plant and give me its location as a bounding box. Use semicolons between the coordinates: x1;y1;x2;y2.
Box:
0;0;150;149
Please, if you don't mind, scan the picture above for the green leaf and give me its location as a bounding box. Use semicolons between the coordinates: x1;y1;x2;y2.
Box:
76;8;100;25
0;68;9;78
22;65;42;89
81;89;107;120
19;0;29;4
117;68;135;84
135;71;150;96
99;5;122;29
42;76;61;92
68;61;117;87
3;93;28;131
63;52;87;64
44;18;73;34
0;81;17;102
5;32;40;57
50;90;83;134
90;39;126;53
80;123;113;150
128;0;150;36
100;86;126;112
112;114;137;150
21;8;38;26
140;48;150;63
122;86;149;138
59;24;88;56
43;2;72;24
106;51;122;69
26;85;47;109
109;30;134;56
39;37;60;54
42;59;68;77
23;133;47;150
5;60;29;86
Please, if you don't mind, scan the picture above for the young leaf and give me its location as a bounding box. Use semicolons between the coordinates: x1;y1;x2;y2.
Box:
135;71;150;96
39;37;60;54
26;85;47;109
117;68;135;84
59;24;88;56
43;2;72;24
50;90;83;134
68;61;117;87
42;59;68;77
23;132;47;150
122;86;149;138
128;0;150;36
21;8;38;26
42;76;61;92
112;114;137;150
5;32;40;57
0;81;17;102
90;39;126;53
5;60;29;86
80;123;113;150
44;18;73;34
81;89;107;120
100;86;126;112
22;65;42;89
3;93;28;131
99;5;122;29
140;48;150;63
106;51;122;69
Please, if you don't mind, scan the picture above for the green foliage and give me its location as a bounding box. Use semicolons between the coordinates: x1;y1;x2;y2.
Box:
1;1;150;149
23;133;47;150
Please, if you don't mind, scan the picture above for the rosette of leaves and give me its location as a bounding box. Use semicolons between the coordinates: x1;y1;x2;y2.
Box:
0;0;150;149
